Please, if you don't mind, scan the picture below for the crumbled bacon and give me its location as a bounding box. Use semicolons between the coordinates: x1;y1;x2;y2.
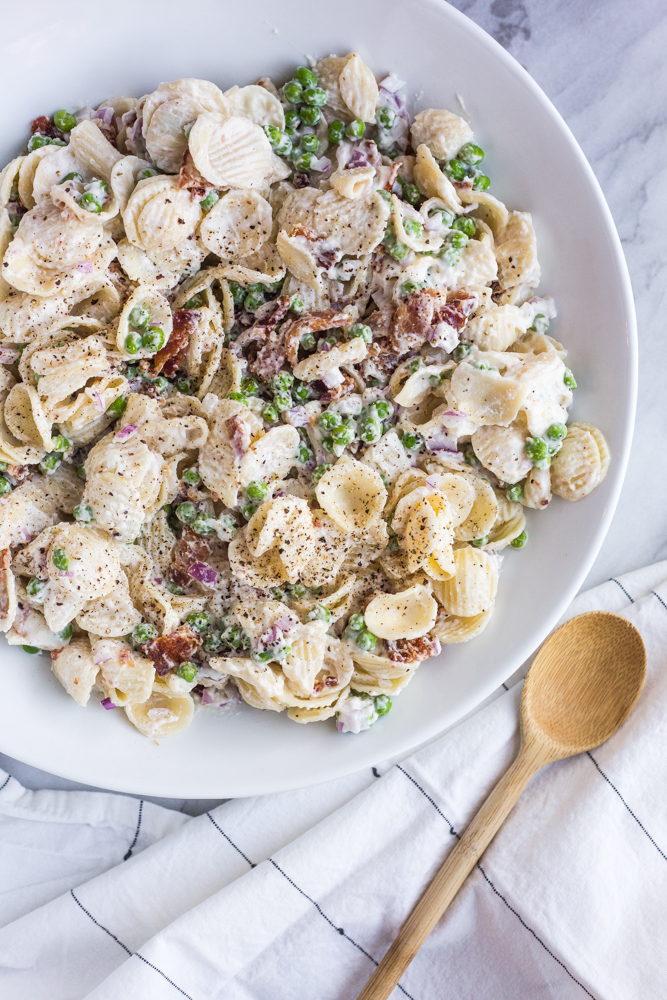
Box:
30;116;61;139
321;376;356;402
143;624;202;676
357;335;400;382
6;465;30;484
170;527;211;590
313;674;339;694
0;549;13;617
290;225;340;269
283;309;353;365
178;150;210;192
387;635;437;664
225;414;251;458
240;296;299;380
391;288;449;354
152;309;201;377
93;117;116;146
293;172;312;189
435;292;477;332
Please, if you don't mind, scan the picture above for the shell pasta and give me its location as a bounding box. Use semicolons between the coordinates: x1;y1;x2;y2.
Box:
0;54;608;738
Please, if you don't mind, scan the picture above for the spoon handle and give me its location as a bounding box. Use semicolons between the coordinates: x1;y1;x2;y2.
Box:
356;745;543;1000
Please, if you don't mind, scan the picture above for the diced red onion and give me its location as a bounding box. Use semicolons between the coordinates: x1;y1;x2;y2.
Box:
75;106;95;123
201;689;215;705
336;142;353;170
430;636;442;657
100;698;116;710
76;261;93;273
93;651;113;665
443;410;469;419
121;110;136;128
95;107;116;126
379;74;407;94
58;570;74;579
188;561;218;586
284;406;309;427
114;423;138;442
0;346;20;363
318;340;331;353
273;615;297;632
310;155;331;173
425;431;458;453
321;369;344;389
92;390;104;413
425;475;441;489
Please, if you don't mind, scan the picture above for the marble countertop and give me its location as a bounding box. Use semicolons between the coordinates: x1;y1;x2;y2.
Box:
1;0;663;812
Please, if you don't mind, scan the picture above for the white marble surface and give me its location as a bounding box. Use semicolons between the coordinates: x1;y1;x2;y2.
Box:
1;0;663;811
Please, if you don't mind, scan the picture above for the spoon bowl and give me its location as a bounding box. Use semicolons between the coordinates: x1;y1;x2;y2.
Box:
523;611;647;758
357;611;647;1000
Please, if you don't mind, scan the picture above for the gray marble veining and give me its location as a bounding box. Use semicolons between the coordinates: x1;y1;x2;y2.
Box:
2;0;664;808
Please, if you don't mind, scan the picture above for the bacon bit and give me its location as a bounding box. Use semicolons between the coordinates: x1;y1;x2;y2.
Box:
383;161;401;191
6;465;29;484
178;150;210;192
152;309;201;376
358;335;400;382
170;527;211;590
391;288;449;354
435;291;477;332
233;295;291;352
293;172;312;189
387;635;436;664
283;309;354;365
143;625;202;676
242;296;298;381
225;414;251;459
30;115;61;139
93;118;116;146
321;376;356;402
51;648;62;661
313;674;339;694
0;549;10;571
290;226;339;269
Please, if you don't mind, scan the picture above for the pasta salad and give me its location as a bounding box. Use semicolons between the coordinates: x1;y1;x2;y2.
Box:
0;54;610;738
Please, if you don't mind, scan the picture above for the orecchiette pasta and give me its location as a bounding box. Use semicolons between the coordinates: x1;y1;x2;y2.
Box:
0;54;609;739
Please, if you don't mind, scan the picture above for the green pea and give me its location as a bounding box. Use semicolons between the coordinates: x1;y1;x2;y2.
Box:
506;483;523;503
387;238;410;261
431;206;455;228
403;218;423;239
453;342;472;362
273;389;293;412
142;327;165;353
564;368;577;390
407;358;423;374
76;463;86;480
511;530;528;549
346;119;365;139
132;621;158;645
356;629;378;652
124;331;142;355
271;371;294;392
200;189;219;212
446;230;469;250
176;501;196;525
458;143;485;165
175;376;192;394
228;281;246;305
292;381;310;403
284;80;303;104
203;631;224;653
331;424;355;446
373;399;393;420
138;167;160;180
52;547;69;572
60;171;83;185
241;501;258;521
359;419;382;444
27;135;49;151
298;443;312;464
471;535;490;548
295;66;318;87
530;313;550;335
262;404;279;424
191;512;214;535
222;624;248;650
288;581;307;599
438;245;462;267
22;645;40;654
106;396;127;419
293;150;314;171
228;391;248;406
73;502;94;524
299;106;321;127
290;295;305;315
452;216;477;237
77;191;103;213
303;86;326;107
375;694;392;716
164;580;185;596
402;183;421;206
39;453;61;475
348;323;372;343
524;436;550;469
26;577;47;601
186;611;210;633
128;304;150;329
445;158;467;182
175;661;196;683
284;109;301;130
241;376;260;396
319;410;342;430
0;462;5;472
300;132;319;153
348;613;365;632
376;107;395;129
377;188;392;203
312;463;332;485
246;481;269;503
402;279;423;296
473;174;491;191
182;467;201;486
0;475;11;496
244;288;265;312
327;120;346;143
300;331;316;351
547;423;568;441
252;648;275;664
51;435;70;453
153;376;170;395
306;605;331;623
53;109;77;132
400;430;422;451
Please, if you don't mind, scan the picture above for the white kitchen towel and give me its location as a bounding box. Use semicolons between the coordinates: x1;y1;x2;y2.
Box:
1;561;666;1000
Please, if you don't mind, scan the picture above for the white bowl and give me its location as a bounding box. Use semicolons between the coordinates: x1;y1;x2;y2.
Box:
0;0;636;797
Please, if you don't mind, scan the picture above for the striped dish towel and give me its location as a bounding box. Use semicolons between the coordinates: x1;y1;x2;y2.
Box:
1;561;666;999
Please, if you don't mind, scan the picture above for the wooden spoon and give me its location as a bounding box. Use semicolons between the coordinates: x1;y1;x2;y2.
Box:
357;611;646;1000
